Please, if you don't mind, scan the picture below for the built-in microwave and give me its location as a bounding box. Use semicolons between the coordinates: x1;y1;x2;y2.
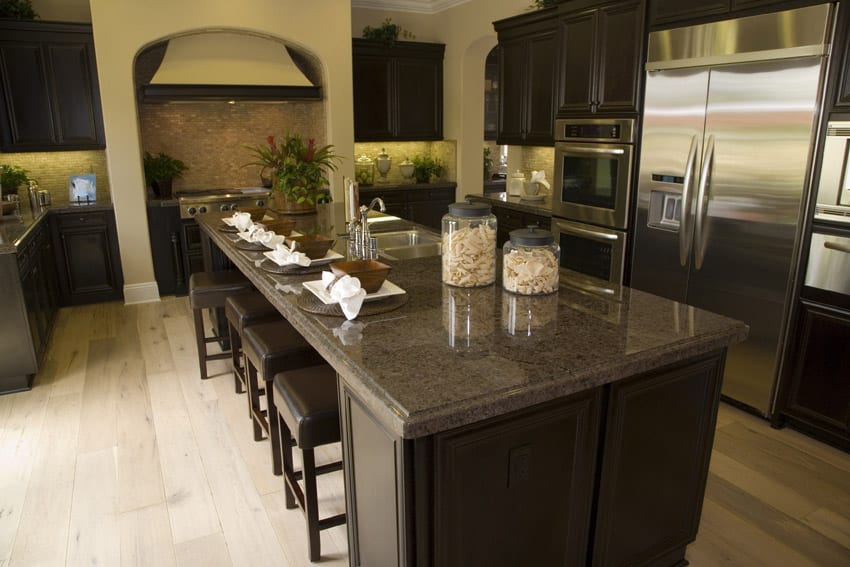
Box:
553;118;635;230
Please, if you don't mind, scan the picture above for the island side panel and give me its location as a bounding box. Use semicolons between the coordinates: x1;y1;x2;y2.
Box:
591;351;726;567
432;389;601;566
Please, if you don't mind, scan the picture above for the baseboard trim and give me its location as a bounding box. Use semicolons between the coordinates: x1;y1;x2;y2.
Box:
123;282;160;305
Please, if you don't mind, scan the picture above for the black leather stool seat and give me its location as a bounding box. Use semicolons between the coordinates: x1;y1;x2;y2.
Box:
242;320;325;379
273;363;344;561
225;292;281;395
273;364;340;450
189;271;252;310
225;292;280;332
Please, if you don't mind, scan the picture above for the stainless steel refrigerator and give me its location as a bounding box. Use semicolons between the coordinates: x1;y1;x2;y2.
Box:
630;4;833;415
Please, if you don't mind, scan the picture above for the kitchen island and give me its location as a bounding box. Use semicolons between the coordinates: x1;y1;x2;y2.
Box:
197;209;747;567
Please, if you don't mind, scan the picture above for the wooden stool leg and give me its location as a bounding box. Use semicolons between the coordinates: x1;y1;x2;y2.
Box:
302;448;321;562
267;383;283;476
247;361;264;441
279;412;297;510
228;322;244;394
193;308;208;380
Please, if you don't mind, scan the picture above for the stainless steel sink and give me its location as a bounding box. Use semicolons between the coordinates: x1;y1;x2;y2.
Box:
341;228;442;260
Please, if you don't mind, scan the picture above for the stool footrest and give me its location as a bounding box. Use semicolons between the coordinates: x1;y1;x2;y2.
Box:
318;513;346;531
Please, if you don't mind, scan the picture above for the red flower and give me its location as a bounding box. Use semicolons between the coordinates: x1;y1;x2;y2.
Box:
267;135;275;147
305;138;316;162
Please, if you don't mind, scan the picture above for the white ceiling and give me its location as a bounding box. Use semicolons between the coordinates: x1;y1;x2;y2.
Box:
351;0;471;14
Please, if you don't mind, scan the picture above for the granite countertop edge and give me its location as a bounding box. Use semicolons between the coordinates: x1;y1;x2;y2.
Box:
1;202;114;253
467;192;553;217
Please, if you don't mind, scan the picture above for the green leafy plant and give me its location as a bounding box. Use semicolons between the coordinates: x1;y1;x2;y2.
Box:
0;0;38;19
483;147;493;181
243;133;340;206
411;155;443;184
362;18;414;44
529;0;561;9
0;164;30;195
143;152;188;184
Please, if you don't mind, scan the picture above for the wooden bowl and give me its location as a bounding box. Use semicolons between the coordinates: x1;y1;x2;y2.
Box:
262;218;296;236
286;234;335;259
1;201;17;216
329;259;391;294
235;206;266;222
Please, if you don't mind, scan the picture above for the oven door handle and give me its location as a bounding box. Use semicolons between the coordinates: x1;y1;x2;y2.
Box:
824;240;850;254
556;221;620;242
679;135;700;267
557;145;626;156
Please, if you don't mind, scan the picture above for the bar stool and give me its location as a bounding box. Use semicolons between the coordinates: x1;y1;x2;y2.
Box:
242;319;325;474
273;364;345;562
225;292;281;394
188;271;252;380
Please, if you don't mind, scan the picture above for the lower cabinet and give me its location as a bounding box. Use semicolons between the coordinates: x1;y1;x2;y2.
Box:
147;204;186;295
779;300;850;450
51;209;123;305
339;351;725;566
359;184;456;231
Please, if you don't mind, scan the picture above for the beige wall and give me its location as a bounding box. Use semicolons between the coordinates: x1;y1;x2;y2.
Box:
82;0;355;301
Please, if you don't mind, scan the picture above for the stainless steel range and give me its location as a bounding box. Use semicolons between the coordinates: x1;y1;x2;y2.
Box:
176;187;270;219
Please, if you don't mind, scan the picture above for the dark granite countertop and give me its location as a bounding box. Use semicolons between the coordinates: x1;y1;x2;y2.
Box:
356;181;456;192
468;191;553;216
197;211;747;439
0;201;113;254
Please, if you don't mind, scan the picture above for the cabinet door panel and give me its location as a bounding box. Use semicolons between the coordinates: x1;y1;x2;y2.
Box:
353;56;394;141
497;39;527;145
524;31;556;145
558;10;597;116
596;1;644;114
0;43;54;147
396;57;442;140
60;226;116;295
648;0;729;28
47;43;101;145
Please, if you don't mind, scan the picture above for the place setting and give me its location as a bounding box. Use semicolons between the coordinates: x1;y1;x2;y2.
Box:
259;234;343;275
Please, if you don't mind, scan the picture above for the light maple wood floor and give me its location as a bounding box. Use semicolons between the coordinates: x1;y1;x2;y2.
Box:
0;298;848;566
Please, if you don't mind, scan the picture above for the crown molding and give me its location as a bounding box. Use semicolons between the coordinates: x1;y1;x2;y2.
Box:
351;0;471;14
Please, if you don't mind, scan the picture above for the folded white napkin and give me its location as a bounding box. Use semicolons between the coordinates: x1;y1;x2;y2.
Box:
321;271;367;320
266;243;311;267
530;170;551;191
232;211;253;232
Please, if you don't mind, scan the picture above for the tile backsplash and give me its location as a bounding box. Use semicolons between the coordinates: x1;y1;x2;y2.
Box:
353;140;457;185
1;150;110;207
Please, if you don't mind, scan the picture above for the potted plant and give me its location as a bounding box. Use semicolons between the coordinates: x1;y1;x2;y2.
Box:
143;151;188;199
243;133;340;214
411;155;444;184
361;18;414;44
0;0;38;19
1;164;29;197
483;147;493;181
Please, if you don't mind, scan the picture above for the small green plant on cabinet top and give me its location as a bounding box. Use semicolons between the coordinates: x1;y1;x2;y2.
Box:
143;152;188;184
243;133;340;206
411;155;443;184
1;164;30;195
362;18;415;44
529;0;561;9
0;0;38;19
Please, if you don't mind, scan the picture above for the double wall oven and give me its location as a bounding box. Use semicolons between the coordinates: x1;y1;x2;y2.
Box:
552;118;635;291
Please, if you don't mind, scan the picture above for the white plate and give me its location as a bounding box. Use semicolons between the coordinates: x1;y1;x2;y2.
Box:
520;194;546;201
263;248;344;267
302;279;405;305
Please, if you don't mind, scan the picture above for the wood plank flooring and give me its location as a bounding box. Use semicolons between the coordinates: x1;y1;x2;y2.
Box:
0;297;848;566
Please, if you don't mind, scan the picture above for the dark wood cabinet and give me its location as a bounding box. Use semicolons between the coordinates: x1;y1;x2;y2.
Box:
779;300;850;450
352;39;444;142
17;217;59;363
484;48;499;141
495;8;558;146
359;184;455;231
0;21;105;151
181;220;205;280
647;0;821;28
557;0;645;116
51;209;123;305
147;204;186;296
490;203;551;248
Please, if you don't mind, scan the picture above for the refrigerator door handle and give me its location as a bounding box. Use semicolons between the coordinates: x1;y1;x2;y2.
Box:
694;135;716;270
679;135;700;266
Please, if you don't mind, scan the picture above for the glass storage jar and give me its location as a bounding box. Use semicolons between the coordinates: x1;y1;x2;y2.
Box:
442;200;497;287
355;154;375;186
503;226;560;295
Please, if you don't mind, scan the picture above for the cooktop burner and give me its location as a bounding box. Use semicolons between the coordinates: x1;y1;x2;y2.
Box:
176;187;270;219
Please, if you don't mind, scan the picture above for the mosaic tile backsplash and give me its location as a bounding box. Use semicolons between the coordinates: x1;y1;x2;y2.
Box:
354;141;457;186
1;150;110;207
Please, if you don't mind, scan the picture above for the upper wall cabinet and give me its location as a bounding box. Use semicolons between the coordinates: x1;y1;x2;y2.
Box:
557;0;646;117
647;0;822;29
0;21;105;152
494;7;558;146
352;39;444;142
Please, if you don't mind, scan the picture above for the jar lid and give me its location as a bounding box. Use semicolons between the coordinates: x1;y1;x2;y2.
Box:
377;148;389;159
356;153;374;165
509;225;554;246
448;199;491;217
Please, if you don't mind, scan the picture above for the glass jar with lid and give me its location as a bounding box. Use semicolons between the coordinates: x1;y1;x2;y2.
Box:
355;154;375;186
442;200;497;287
503;226;560;295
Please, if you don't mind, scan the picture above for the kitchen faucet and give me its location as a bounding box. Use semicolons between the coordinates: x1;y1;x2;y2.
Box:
356;197;385;259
